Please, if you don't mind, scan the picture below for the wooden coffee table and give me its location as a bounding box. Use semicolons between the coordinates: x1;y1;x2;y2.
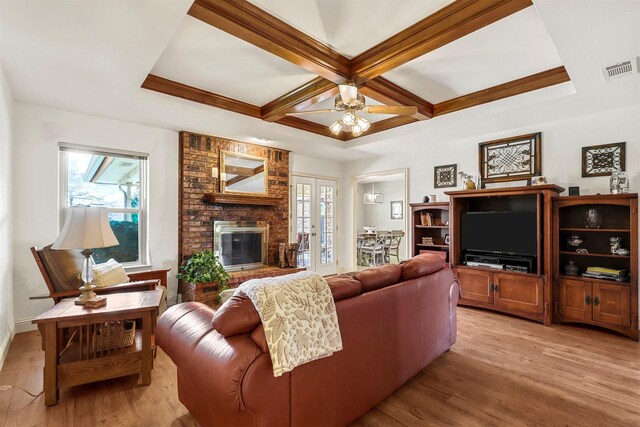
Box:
32;289;163;406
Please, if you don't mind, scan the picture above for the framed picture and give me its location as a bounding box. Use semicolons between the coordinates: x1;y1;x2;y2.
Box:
434;164;457;188
479;132;541;184
581;142;626;177
390;201;403;219
444;234;450;245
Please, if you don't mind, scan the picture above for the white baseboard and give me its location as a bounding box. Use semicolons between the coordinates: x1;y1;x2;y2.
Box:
0;325;16;370
14;317;37;334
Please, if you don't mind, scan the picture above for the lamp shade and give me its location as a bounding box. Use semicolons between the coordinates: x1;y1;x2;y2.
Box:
52;207;119;250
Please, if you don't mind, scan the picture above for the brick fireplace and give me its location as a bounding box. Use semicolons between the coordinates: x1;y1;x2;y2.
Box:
179;131;302;302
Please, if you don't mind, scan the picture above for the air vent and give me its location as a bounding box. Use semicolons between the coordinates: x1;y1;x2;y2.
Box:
602;58;638;81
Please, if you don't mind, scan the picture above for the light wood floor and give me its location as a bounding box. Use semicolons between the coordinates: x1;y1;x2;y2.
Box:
2;307;639;426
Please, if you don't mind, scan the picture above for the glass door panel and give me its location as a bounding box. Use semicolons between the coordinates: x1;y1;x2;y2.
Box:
292;176;338;275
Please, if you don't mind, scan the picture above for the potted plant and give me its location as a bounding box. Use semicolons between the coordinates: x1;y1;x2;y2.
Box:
177;250;231;305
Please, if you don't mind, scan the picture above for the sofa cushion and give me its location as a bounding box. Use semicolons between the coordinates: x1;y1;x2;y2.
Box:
212;295;261;337
326;274;362;301
353;264;402;293
400;253;445;281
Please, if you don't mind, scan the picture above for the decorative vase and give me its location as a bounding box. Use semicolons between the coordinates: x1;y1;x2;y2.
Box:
584;208;602;229
567;234;583;250
564;261;579;276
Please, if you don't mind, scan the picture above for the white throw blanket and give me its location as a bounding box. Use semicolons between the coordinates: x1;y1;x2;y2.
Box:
235;271;342;377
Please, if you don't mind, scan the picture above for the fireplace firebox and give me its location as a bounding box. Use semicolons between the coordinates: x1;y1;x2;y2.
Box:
213;221;269;271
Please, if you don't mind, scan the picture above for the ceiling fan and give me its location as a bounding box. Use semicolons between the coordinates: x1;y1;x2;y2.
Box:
285;84;418;137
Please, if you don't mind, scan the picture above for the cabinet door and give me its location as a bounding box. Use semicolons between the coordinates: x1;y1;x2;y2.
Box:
457;268;493;304
558;279;591;321
592;283;630;327
493;272;543;313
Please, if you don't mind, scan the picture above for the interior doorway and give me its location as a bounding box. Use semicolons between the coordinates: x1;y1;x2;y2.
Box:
352;169;409;271
291;175;339;276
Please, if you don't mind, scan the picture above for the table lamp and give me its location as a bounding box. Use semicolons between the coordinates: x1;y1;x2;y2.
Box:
52;206;119;305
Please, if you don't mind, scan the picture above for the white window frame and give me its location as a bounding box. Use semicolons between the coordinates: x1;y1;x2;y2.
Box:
58;142;150;269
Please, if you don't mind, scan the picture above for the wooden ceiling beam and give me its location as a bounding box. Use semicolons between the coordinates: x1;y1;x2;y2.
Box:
350;0;533;83
189;0;350;84
275;116;342;140
360;77;434;120
142;74;261;118
261;77;339;122
434;66;571;116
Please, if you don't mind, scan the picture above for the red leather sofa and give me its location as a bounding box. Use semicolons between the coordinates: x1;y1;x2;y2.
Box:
157;254;459;426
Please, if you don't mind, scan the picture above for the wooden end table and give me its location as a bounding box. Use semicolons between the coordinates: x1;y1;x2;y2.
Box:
32;289;163;406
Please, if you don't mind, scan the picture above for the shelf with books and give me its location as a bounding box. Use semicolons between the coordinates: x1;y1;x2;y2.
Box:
410;202;450;262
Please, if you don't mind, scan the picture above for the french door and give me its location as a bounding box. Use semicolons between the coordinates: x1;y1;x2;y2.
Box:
292;176;338;275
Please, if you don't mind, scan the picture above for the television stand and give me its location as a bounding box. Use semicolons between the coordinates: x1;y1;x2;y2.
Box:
446;185;564;325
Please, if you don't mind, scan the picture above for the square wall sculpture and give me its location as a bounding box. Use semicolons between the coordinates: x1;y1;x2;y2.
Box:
434;164;457;188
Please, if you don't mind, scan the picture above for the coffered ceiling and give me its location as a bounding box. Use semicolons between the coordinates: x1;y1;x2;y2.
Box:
2;1;638;161
142;0;570;141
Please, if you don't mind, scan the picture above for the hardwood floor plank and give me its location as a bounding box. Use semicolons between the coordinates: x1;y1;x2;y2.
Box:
1;307;639;426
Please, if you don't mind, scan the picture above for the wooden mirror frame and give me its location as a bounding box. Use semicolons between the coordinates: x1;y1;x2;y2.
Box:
219;150;269;195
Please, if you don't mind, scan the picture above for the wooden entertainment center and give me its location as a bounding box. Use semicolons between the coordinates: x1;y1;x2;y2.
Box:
447;185;563;326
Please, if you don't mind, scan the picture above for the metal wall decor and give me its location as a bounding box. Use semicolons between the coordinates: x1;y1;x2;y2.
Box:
434;164;457;188
581;142;626;177
479;132;541;184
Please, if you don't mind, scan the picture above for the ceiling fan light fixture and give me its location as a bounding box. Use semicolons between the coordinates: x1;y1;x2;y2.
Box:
351;124;363;137
329;120;343;135
356;116;370;132
342;111;356;126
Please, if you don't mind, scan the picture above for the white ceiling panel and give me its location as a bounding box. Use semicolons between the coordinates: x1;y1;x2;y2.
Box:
150;15;316;106
249;0;455;58
299;95;396;126
383;7;564;103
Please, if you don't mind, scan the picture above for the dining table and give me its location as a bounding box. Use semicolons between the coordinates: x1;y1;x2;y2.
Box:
357;230;404;266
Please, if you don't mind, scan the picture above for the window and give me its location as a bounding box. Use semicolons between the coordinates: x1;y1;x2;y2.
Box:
59;143;149;267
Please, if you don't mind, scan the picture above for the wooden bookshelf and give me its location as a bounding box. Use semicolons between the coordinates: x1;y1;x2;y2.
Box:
410;202;450;263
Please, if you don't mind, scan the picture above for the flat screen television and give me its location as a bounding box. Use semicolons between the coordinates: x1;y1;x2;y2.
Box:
461;211;537;256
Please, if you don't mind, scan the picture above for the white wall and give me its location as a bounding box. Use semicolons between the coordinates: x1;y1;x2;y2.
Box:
341;105;640;272
0;65;15;367
12;103;179;332
290;153;343;179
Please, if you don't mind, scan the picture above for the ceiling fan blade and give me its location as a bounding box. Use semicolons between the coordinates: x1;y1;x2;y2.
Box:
364;105;418;115
338;84;358;105
285;109;339;116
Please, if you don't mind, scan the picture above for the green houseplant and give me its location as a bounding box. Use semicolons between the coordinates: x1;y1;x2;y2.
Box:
177;250;231;304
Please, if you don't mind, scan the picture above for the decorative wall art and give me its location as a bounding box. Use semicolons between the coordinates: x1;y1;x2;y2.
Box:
581;142;626;177
390;201;403;220
434;164;457;188
479;132;541;184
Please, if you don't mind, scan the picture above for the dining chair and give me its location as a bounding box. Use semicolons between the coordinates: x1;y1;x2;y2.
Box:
360;232;387;267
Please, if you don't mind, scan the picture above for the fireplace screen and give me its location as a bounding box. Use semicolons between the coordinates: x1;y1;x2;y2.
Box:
213;221;269;271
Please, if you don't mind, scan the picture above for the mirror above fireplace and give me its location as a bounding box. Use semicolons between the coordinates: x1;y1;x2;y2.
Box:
220;151;268;195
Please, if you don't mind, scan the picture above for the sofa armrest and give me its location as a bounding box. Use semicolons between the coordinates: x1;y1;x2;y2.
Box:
158;302;267;421
449;279;460;347
128;268;170;288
